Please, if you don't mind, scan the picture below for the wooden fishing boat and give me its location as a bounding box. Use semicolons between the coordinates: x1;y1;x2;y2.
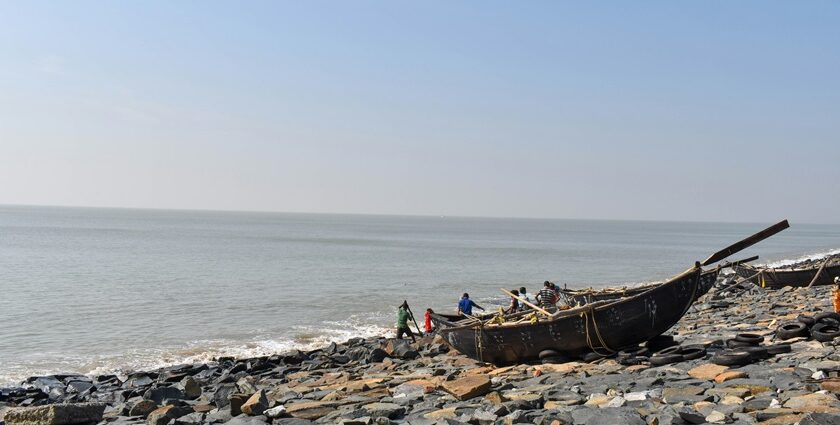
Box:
429;220;789;365
733;256;840;289
558;257;756;306
431;265;714;364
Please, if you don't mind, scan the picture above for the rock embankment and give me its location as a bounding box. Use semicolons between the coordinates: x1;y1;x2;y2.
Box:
3;280;840;424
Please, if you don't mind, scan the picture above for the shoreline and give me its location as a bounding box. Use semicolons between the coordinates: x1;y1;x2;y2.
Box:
3;276;840;424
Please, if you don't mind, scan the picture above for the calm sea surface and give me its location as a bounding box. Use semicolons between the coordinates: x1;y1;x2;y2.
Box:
2;205;839;385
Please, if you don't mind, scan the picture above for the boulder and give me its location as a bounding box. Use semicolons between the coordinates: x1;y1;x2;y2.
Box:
441;376;491;401
784;393;840;413
127;399;158;418
241;390;269;416
177;376;201;399
146;405;191;425
230;393;252;416
3;403;105;425
687;364;728;381
570;407;645;425
143;386;186;404
714;370;747;383
362;402;405;419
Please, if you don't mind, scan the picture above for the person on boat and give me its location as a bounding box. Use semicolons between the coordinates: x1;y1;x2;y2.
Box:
424;308;434;334
396;301;416;342
519;286;534;310
457;293;485;317
505;289;521;314
536;281;558;312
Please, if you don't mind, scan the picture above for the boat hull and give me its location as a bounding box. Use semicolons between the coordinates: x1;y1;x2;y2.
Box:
559;269;719;305
734;263;840;289
433;266;712;365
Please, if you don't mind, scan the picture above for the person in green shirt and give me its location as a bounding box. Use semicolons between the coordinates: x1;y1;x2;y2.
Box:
396;301;416;342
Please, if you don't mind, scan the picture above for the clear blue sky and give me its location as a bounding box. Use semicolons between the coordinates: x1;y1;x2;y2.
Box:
1;1;838;223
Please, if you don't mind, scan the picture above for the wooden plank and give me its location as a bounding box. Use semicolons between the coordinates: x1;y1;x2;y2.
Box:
702;220;789;266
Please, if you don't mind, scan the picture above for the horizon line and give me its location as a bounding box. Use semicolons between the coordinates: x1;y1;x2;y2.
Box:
0;202;816;227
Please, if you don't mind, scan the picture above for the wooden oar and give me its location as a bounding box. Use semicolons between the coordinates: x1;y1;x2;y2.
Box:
403;301;424;336
702;220;789;266
501;288;552;317
722;255;759;269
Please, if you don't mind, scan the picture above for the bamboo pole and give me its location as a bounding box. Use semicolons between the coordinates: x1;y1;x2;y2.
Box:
807;259;831;288
501;288;552;317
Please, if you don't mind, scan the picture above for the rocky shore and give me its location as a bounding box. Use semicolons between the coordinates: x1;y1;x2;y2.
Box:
3;277;840;425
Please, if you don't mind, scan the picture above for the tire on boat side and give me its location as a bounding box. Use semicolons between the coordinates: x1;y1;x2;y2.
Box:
776;321;809;340
711;350;753;366
812;323;840;342
539;349;560;360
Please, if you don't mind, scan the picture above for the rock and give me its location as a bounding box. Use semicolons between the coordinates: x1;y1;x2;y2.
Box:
390;383;425;400
784;393;840;413
285;401;339;420
570;407;645;425
3;402;106;425
715;370;747;383
143;386;186;404
177;376;201;399
368;349;389;363
128;399;158;418
677;408;705;424
798;413;840;425
688;364;728;380
225;415;271;425
230;393;252;416
264;405;287;419
362;403;405;419
705;410;726;423
173;412;205;425
441;376;491;401
146;405;191;425
241;390;269;416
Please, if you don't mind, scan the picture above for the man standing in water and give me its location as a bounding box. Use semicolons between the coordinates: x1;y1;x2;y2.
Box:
457;293;485;316
396;301;416;342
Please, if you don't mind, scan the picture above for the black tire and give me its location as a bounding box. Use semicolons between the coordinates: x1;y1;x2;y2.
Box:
539;349;560;360
797;315;816;326
711;350;752;366
766;343;792;355
655;345;682;356
727;339;757;348
680;346;707;361
618;356;646;366
812;323;840;342
735;333;764;345
541;356;572;364
741;346;769;360
776;321;809;340
650;353;683;366
646;335;677;352
815;312;840;327
617;346;650;359
581;352;607;363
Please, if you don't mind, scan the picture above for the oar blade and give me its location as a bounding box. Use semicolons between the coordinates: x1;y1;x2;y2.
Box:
702;219;789;266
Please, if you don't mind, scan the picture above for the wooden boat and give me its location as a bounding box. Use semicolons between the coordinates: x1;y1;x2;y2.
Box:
733;256;840;289
558;257;756;306
429;220;789;365
431;265;715;364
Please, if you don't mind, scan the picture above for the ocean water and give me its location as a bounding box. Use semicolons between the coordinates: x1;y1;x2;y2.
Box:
2;205;839;385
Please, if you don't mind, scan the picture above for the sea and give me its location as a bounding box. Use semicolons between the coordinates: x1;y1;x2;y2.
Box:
2;205;840;386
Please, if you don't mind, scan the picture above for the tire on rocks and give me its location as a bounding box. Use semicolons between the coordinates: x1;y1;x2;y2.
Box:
711;350;753;366
766;343;792;355
741;346;770;360
734;333;764;345
655;345;682;356
618;356;648;366
581;352;609;363
812;323;840;342
539;349;560;360
727;339;757;348
680;346;707;361
646;335;677;352
797;315;816;326
776;321;809;340
617;346;650;359
650;353;683;366
541;355;573;364
815;312;840;326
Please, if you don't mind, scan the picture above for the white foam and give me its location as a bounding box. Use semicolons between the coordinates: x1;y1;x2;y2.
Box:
762;248;840;268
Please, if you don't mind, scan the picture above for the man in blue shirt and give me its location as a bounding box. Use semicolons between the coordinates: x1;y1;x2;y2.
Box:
457;293;485;316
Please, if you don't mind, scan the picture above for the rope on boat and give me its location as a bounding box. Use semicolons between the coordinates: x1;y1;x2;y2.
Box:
581;306;614;356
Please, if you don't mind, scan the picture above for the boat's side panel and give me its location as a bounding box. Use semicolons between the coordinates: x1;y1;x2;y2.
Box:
736;264;840;288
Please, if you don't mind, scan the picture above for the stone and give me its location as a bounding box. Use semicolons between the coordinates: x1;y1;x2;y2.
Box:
784;393;840;413
264;405;287;419
143;386;186;404
440;376;491;401
230;393;252;416
285;401;339;420
128;399;158;418
715;370;747;383
362;403;405;419
798;413;840;425
570;407;645;425
146;405;191;425
241;390;269;416
177;376;201;399
3;403;106;425
173;412;205;425
688;364;728;380
705;410;726;423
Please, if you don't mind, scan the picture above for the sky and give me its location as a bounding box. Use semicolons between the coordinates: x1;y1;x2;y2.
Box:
0;1;838;223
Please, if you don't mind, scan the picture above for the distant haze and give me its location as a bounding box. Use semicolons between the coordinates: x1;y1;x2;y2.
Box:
1;2;838;223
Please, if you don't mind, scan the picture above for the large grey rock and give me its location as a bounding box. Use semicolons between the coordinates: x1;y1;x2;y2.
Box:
177;376;202;399
224;414;270;425
143;386;186;404
3;402;106;425
146;405;192;425
798;413;840;425
570;407;645;425
362;403;405;419
241;390;269;416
